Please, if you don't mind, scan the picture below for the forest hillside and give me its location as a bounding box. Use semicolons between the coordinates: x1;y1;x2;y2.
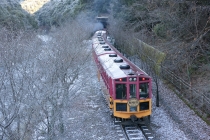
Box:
1;0;209;108
0;0;38;30
106;0;210;97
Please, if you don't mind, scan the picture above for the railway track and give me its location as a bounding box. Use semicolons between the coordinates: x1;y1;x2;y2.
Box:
100;84;154;140
114;119;154;140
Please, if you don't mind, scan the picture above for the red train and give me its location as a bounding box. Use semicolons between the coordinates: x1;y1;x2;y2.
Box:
92;30;152;123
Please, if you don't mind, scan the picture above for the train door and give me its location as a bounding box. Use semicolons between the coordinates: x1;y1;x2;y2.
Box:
129;83;137;112
129;84;136;98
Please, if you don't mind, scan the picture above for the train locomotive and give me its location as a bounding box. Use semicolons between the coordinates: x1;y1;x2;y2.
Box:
92;30;152;124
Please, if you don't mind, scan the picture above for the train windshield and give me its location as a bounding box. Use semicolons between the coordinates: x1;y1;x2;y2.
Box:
116;84;127;99
139;83;149;99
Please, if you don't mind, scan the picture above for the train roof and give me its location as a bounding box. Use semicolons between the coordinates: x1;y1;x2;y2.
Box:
92;31;115;56
98;54;127;79
92;30;150;79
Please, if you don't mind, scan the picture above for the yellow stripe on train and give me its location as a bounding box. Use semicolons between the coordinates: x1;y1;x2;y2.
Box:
112;99;152;119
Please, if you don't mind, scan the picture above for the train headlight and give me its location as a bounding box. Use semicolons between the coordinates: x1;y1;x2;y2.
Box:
129;77;137;81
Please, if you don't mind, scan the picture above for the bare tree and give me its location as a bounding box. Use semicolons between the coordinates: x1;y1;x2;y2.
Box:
0;28;43;139
29;21;94;139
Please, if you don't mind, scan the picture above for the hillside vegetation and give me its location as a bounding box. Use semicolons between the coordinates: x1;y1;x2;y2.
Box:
107;0;210;95
0;3;38;30
35;0;93;28
0;0;208;94
0;0;89;31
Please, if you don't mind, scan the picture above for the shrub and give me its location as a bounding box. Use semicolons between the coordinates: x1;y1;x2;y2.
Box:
153;23;167;38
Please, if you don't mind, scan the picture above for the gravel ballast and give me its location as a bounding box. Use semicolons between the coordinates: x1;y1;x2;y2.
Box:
66;40;210;140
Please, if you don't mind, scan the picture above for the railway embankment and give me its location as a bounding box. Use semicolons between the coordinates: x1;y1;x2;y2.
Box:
126;52;210;140
111;37;210;125
66;37;210;140
108;1;210;126
118;41;210;139
151;79;210;140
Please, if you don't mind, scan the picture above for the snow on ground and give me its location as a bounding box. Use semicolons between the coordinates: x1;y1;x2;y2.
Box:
37;35;52;43
63;50;120;140
152;106;188;140
65;39;210;140
130;55;210;140
151;81;210;140
37;35;210;139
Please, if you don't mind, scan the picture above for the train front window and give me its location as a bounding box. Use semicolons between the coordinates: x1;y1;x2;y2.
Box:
129;84;136;98
116;84;127;99
139;83;149;99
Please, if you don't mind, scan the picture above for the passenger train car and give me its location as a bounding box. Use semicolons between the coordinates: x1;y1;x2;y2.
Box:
92;30;152;123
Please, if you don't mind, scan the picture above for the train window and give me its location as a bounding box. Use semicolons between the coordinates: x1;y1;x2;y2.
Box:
116;103;127;111
139;102;149;111
116;84;127;99
139;83;149;99
129;84;136;98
